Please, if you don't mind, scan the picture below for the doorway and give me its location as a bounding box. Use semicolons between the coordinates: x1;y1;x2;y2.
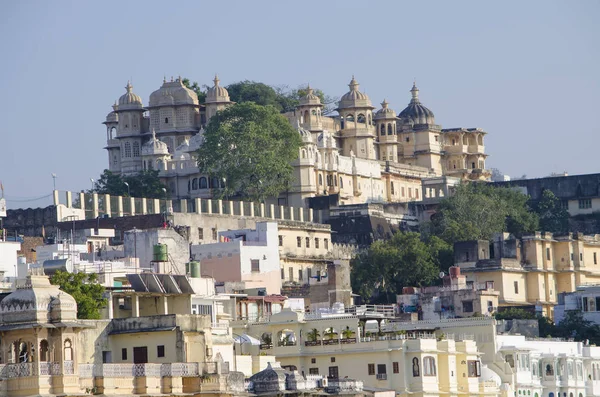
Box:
133;346;148;364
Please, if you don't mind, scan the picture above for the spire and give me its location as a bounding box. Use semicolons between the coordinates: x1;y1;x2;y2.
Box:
381;99;389;109
410;82;419;103
125;81;133;92
152;128;156;140
163;75;167;83
214;74;220;86
349;75;359;90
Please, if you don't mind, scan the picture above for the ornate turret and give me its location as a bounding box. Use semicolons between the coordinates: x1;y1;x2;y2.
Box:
398;83;435;126
337;76;376;160
296;84;323;131
375;100;398;162
205;74;233;123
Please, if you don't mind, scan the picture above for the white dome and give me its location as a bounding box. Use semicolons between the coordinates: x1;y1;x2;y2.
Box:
149;77;199;107
118;81;143;110
374;99;397;120
338;76;373;109
206;75;231;103
142;130;169;156
480;365;502;386
299;84;321;106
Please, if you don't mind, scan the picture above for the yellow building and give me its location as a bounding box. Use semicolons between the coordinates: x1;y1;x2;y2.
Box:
454;232;600;317
232;309;498;397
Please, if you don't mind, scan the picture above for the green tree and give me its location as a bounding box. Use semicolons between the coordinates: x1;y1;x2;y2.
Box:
494;308;536;320
533;190;570;234
555;311;600;345
351;232;442;303
226;81;282;110
50;271;107;319
182;78;207;103
307;328;320;342
275;85;338;114
429;184;538;244
94;169;167;199
196;102;302;202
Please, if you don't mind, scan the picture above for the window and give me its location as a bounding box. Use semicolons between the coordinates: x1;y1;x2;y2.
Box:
324;239;329;249
297;237;302;248
387;124;393;135
251;259;260;273
406;137;410;143
298;269;303;281
289;267;293;281
124;142;132;157
560;200;569;210
466;251;470;261
328;366;339;379
212;228;217;240
198;228;204;240
340;177;343;188
157;345;165;358
311;358;316;364
102;351;112;363
331;357;336;363
412;357;420;377
307;268;312;279
165;117;169;124
514;281;519;294
393;362;399;374
377;364;387;375
368;363;375;375
281;268;284;279
546;248;551;260
579;199;592;209
391;182;395;195
306;237;310;248
434;135;438;142
133;142;140;157
423;357;436;376
462;301;474;313
380;125;385;135
486;281;495;290
199;177;208;189
309;368;319;375
594;252;597;264
315;238;319;249
122;348;128;360
278;235;283;246
192;178;198;190
580;252;583;261
546;364;554;376
468;360;481;377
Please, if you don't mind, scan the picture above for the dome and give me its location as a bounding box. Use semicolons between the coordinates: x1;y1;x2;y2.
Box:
142;130;169;156
188;128;205;152
149;76;199;108
118;81;143;110
299;84;322;106
398;83;435;125
480;365;502;387
0;274;77;324
338;76;373;109
374;99;397;120
105;111;118;123
297;122;313;144
206;75;231;103
248;362;289;393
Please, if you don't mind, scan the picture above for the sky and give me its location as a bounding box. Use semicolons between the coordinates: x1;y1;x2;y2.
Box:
0;1;598;209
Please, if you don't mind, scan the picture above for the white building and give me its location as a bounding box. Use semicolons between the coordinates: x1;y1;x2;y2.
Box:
555;286;600;325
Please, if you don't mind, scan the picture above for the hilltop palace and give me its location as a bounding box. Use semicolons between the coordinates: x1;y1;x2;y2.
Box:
102;76;489;208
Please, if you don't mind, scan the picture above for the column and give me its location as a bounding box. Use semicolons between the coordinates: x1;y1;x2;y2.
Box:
92;193;99;219
129;197;136;215
289;207;294;221
239;201;245;216
79;192;85;211
249;203;255;217
180;199;188;213
206;199;213;214
132;295;140;318
228;200;234;215
166;199;173;214
141;198;148;215
269;204;275;219
308;208;314;223
159;296;169;315
53;190;60;206
66;191;72;208
217;200;223;215
107;292;114;319
105;194;112;217
260;203;265;217
153;199;160;214
299;208;304;222
195;198;202;214
117;196;124;217
279;205;285;220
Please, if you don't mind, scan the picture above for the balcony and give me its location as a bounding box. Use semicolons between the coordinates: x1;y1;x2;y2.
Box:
376;373;387;380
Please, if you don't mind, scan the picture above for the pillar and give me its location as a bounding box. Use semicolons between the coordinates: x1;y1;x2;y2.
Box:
153;199;160;214
79;192;85;211
159;296;169;315
117;196;124;217
105;194;112;217
249;203;255;217
92;193;99;219
53;190;60;206
299;208;304;222
141;198;147;215
129;197;136;215
279;205;285;220
289;207;294;221
269;204;275;219
180;199;188;213
217;200;223;215
260;203;265;217
132;295;140;318
239;201;244;216
107;292;114;319
308;208;314;223
166;199;173;214
228;200;234;215
206;199;213;214
66;191;72;208
195;198;202;214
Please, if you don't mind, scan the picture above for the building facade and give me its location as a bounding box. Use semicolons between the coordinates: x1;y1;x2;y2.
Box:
103;76;490;208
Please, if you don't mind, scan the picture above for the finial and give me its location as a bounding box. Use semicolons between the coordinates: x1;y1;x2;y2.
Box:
349;75;358;89
163;75;167;83
381;99;388;108
410;82;419;102
214;74;220;86
152;128;156;140
125;80;132;92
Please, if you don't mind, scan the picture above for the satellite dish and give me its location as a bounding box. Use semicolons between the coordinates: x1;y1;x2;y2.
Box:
439;272;445;278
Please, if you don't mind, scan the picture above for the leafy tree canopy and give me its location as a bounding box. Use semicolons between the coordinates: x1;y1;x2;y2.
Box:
533;190;570;234
226;81;283;110
50;271;107;319
196;102;302;202
427;183;539;244
94;169;167;199
351;232;450;303
182;78;207;103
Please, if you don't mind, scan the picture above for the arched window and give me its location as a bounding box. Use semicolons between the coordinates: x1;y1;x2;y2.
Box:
423;357;436;376
301;149;307;159
64;339;73;361
340;177;343;188
387;124;393;135
199;177;207;189
18;342;28;363
304;110;309;122
549;393;554;397
546;364;554;376
357;114;366;123
132;142;140;157
346;114;354;122
165;117;169;124
472;162;476;169
124;142;132;158
40;340;49;362
412;357;420;377
380;125;385;136
319;175;323;185
192;178;198;190
312;109;317;115
211;177;220;189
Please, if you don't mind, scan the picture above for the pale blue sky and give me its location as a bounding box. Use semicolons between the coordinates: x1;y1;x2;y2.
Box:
1;1;598;208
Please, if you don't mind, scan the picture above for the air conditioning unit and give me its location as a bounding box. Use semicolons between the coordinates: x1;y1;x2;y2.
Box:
376;373;387;380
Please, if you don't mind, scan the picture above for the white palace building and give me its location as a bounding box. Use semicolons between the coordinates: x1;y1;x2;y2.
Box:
102;75;490;208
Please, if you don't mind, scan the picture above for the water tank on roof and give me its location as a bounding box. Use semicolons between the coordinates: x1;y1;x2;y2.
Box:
42;258;73;275
189;261;200;278
153;244;168;262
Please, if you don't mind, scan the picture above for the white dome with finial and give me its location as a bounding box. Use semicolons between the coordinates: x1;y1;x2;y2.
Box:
105;102;119;122
118;81;143;110
374;99;397;120
142;129;169;156
398;82;435;125
149;76;199;107
338;76;373;109
206;75;231;103
299;84;321;106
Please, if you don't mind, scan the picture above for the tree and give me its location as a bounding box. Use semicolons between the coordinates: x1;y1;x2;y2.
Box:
182;78;207;103
533;190;570;234
324;327;337;340
94;169;167;199
428;183;539;244
494;308;536;320
275;85;338;114
351;232;442;303
555;311;600;345
196;102;302;202
307;328;320;342
341;326;355;339
50;271;107;319
226;81;283;110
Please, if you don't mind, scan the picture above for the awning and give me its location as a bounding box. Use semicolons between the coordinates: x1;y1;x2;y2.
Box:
234;333;261;345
